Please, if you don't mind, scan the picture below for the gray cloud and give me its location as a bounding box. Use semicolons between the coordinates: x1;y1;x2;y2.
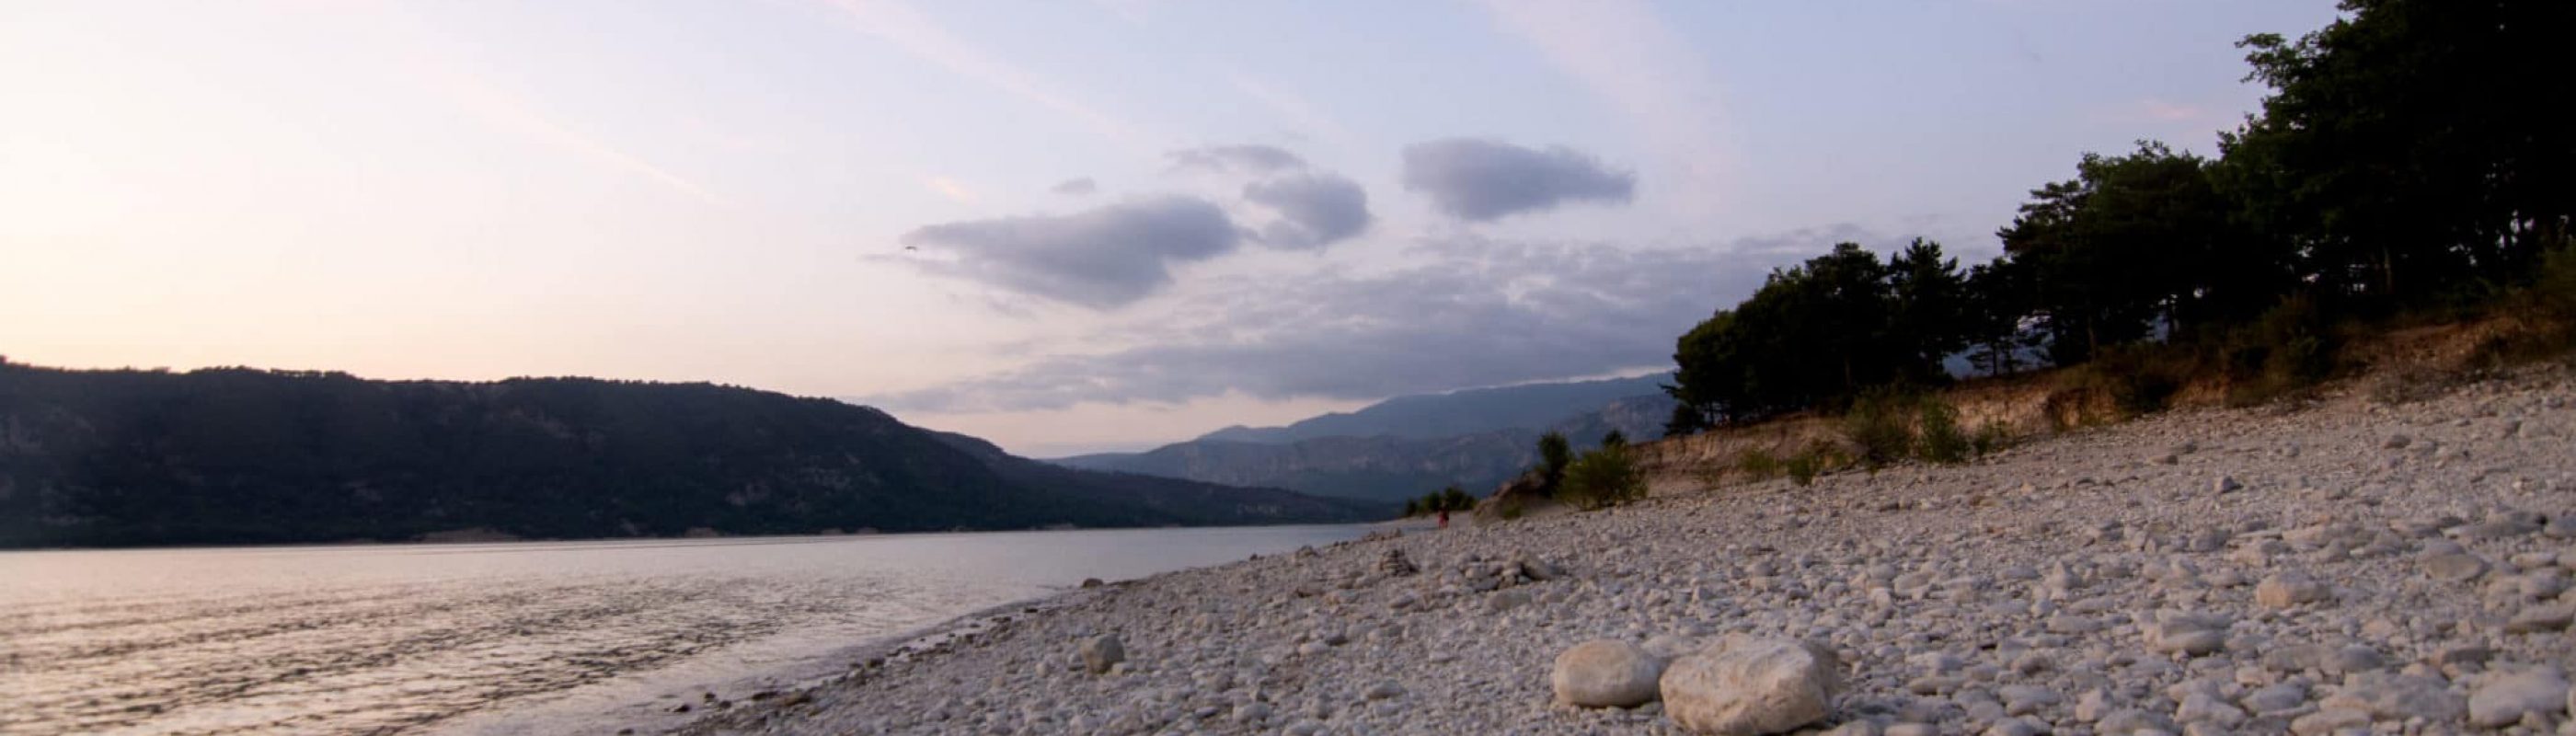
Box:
899;197;1244;309
867;225;1895;412
1242;172;1371;249
1050;177;1098;196
1167;144;1306;174
1400;138;1636;221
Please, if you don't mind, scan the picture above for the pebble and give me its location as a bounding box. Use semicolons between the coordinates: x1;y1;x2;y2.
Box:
667;366;2576;736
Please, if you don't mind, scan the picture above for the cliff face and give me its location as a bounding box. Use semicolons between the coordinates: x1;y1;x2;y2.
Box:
0;364;1372;548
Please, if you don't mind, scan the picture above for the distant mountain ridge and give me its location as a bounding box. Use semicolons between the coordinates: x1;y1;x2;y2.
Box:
1197;374;1670;443
0;363;1371;548
1056;376;1675;502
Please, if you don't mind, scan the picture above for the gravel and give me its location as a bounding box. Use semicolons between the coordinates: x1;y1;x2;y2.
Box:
679;364;2576;735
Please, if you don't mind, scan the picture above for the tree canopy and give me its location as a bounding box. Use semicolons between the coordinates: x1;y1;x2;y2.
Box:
1667;0;2572;434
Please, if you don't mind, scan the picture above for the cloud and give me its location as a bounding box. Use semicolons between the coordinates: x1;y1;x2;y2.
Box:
867;226;1896;412
926;176;977;203
1242;172;1370;249
898;197;1244;308
1167;144;1306;174
1475;0;1729;212
1051;177;1098;196
1400;138;1635;222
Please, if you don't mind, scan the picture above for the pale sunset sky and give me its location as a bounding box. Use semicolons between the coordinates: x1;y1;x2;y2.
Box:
0;1;2342;455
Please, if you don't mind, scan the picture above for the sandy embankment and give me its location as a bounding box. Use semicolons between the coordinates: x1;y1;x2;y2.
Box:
682;362;2576;735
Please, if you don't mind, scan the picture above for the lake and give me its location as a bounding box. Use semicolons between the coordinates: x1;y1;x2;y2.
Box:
0;524;1374;735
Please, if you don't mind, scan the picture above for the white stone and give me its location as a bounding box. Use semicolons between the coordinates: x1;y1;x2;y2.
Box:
1550;639;1665;707
1078;635;1124;674
1660;636;1839;735
2256;571;2333;608
2470;667;2570;728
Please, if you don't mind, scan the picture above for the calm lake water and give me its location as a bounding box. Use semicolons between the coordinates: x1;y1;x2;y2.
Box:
0;524;1373;735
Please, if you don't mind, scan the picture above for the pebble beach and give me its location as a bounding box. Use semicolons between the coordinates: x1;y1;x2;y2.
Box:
681;363;2576;736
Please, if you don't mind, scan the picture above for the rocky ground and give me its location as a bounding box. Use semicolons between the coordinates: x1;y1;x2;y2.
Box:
679;362;2576;735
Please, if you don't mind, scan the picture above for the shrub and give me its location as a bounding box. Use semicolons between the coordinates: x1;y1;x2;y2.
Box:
1401;499;1420;517
2064;344;2186;417
1915;398;1970;464
1783;443;1840;487
1735;448;1784;481
1601;429;1629;448
1536;431;1572;491
2221;294;2339;406
1841;388;1916;468
1438;485;1473;512
1971;420;2014;456
1558;447;1647;510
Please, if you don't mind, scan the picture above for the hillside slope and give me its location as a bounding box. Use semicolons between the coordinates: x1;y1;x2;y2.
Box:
0;364;1371;548
1059;392;1675;502
1196;374;1669;443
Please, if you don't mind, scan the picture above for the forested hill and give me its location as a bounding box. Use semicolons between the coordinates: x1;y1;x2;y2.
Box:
1195;374;1669;444
0;363;1374;548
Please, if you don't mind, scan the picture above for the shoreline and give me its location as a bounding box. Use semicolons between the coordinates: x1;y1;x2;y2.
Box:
667;522;1438;734
672;363;2576;735
477;591;1097;736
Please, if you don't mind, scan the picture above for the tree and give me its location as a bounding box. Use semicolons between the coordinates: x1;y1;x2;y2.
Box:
1887;238;1972;379
1999;142;2272;363
1670;242;1960;422
2223;0;2575;305
1600;430;1628;449
1438;485;1473;512
1536;431;1571;487
1961;256;2041;375
1401;498;1421;517
1558;446;1646;510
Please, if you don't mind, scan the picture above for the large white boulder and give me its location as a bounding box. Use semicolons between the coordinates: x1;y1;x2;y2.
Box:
1551;639;1666;707
1660;635;1840;735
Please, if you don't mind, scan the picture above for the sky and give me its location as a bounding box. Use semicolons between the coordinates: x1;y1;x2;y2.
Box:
0;0;2346;456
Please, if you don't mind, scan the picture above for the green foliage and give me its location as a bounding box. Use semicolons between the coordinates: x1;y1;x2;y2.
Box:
1558;446;1647;510
2540;241;2576;319
1663;399;1713;437
1670;240;1970;425
1840;388;1917;468
1783;443;1841;487
1421;486;1483;514
1665;1;2575;431
1841;390;1990;469
1536;431;1572;489
1734;448;1784;481
1998;141;2283;365
1971;421;2015;456
1401;499;1421;517
2221;295;2340;405
1412;485;1477;514
1600;429;1628;449
1440;485;1473;512
2224;1;2574;304
2060;344;2189;418
1915;398;1971;465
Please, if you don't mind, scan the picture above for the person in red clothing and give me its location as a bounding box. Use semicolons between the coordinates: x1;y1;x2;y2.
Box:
1436;509;1449;529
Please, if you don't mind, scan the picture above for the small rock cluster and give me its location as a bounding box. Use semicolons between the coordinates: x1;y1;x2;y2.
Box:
682;364;2576;735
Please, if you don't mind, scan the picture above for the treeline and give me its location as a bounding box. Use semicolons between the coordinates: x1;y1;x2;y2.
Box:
1668;0;2575;433
0;364;1373;548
